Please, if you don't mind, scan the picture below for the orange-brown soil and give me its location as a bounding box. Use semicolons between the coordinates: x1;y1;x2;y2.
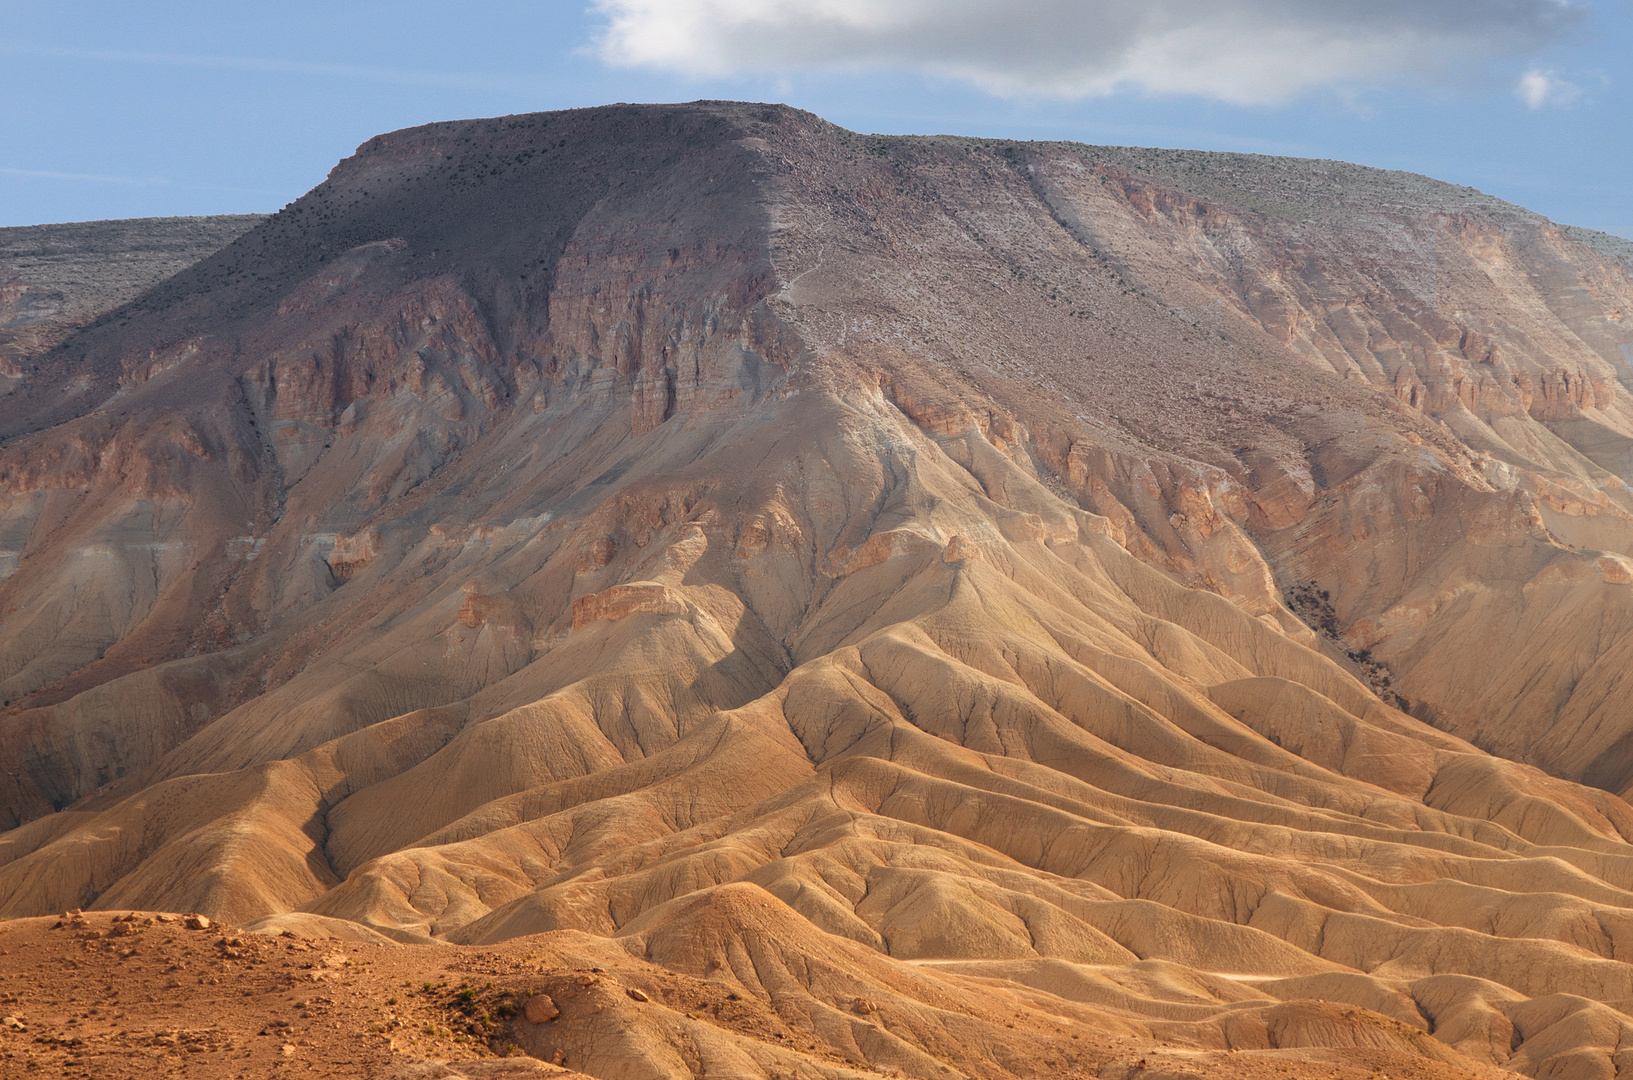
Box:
0;909;1506;1080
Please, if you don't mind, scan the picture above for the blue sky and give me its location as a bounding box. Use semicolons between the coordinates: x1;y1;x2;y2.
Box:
1;1;1628;237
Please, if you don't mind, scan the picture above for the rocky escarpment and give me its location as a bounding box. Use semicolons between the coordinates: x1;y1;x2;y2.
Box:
1009;145;1633;789
5;103;1633;1080
763;126;1633;793
0;106;784;822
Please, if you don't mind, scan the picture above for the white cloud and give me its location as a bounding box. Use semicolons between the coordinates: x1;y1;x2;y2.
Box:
591;0;1584;106
1516;67;1584;108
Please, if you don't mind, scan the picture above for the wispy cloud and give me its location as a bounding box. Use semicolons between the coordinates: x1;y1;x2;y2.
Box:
593;0;1586;106
1516;67;1586;109
0;166;167;185
179;183;291;197
0;43;537;93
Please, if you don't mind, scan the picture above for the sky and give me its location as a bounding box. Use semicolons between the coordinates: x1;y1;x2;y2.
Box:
0;0;1628;237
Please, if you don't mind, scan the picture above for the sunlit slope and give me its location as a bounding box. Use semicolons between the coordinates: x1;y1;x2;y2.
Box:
5;372;1633;1077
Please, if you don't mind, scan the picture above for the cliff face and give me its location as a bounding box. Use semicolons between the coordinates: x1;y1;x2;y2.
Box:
4;103;1633;1080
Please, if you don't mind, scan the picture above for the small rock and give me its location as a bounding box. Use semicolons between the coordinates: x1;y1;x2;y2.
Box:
154;914;177;924
2;1016;25;1031
626;987;649;1002
854;998;877;1015
574;974;597;986
280;1043;297;1057
182;914;211;930
523;995;559;1024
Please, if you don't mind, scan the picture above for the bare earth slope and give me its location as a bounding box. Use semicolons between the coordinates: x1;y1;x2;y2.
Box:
4;103;1633;1080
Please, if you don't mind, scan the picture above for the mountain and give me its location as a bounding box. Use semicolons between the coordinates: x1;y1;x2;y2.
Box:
0;214;264;377
3;101;1633;1080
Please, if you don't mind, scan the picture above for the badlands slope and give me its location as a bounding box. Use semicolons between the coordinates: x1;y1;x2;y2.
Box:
3;102;1633;1079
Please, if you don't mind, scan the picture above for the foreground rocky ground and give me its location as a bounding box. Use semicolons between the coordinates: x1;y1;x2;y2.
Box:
0;910;1506;1080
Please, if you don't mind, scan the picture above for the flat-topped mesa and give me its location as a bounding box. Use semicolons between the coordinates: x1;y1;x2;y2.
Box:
6;103;1633;1080
0;214;265;378
4;101;1633;810
2;100;1632;806
0;103;804;449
